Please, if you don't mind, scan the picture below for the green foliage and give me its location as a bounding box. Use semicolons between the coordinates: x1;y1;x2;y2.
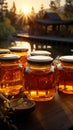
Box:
64;1;73;18
0;17;16;40
38;4;46;18
0;0;8;21
7;1;17;28
0;101;17;130
49;0;60;10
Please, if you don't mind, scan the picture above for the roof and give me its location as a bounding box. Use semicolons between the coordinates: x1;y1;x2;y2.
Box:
36;19;73;25
43;12;61;21
36;12;73;25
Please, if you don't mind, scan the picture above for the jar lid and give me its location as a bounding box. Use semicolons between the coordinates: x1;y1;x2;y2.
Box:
0;54;20;61
0;49;10;54
27;55;53;65
30;50;51;56
9;46;28;52
59;56;73;63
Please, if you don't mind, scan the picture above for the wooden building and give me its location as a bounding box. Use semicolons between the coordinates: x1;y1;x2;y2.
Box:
36;12;73;36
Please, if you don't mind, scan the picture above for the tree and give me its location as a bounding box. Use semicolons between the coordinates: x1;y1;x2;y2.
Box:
50;0;57;9
8;1;17;27
0;17;15;40
16;10;27;30
0;0;8;21
66;0;73;6
49;0;60;10
64;0;73;18
31;6;35;16
28;6;36;25
38;4;45;18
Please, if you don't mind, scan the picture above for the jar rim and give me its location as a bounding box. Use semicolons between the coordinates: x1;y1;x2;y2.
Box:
27;55;53;65
30;50;51;56
0;54;20;61
0;49;10;54
9;46;28;52
59;55;73;63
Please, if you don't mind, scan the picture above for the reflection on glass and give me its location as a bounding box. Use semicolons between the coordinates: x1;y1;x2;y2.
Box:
58;56;73;94
24;55;56;101
0;54;23;96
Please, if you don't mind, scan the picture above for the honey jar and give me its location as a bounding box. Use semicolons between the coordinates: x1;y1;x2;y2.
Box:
9;46;28;67
0;54;24;96
24;55;56;101
57;55;73;94
30;50;51;56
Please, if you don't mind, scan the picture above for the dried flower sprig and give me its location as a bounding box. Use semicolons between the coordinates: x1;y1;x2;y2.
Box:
0;93;17;130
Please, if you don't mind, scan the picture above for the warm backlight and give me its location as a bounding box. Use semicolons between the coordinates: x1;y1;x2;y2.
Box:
23;7;29;15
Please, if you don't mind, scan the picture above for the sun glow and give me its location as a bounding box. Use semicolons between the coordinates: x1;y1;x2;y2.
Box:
22;8;30;15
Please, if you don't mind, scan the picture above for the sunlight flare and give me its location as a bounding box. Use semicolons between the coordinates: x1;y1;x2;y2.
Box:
22;7;30;15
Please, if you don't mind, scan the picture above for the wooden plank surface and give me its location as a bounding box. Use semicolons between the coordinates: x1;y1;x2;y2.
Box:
16;34;73;43
15;91;73;130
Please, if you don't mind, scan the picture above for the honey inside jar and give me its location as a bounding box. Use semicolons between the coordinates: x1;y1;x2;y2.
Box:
9;46;28;67
0;54;24;96
57;55;73;94
24;55;56;101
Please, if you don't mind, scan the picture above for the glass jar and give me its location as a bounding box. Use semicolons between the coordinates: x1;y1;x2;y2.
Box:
24;55;56;101
9;46;28;67
57;55;73;94
0;54;24;96
30;50;51;56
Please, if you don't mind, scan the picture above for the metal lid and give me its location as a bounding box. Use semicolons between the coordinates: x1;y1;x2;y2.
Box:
59;56;73;63
27;55;53;65
9;46;28;52
0;49;10;54
0;54;20;61
30;50;51;56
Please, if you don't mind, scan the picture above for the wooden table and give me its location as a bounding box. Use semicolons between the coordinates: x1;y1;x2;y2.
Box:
15;92;73;130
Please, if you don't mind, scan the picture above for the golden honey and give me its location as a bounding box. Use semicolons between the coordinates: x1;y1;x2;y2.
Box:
0;54;24;96
9;46;28;67
24;55;56;101
57;55;73;94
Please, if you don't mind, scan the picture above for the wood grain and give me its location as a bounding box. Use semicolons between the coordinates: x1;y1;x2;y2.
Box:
15;91;73;130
